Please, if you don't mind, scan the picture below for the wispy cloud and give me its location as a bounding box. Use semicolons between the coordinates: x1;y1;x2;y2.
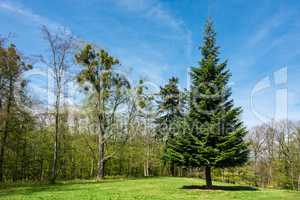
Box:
114;0;183;31
0;0;64;30
112;0;192;55
231;7;298;81
221;5;300;127
247;9;295;48
146;4;183;31
112;0;193;83
0;0;77;107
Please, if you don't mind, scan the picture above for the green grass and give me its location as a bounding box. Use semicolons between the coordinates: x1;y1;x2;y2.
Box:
0;177;299;200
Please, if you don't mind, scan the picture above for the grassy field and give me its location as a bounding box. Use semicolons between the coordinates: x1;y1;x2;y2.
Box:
0;177;299;200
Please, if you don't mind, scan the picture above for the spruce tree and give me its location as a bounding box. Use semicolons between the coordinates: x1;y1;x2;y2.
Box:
166;19;249;188
155;77;183;176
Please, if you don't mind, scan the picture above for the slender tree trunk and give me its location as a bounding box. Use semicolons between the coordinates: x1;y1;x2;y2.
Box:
291;163;295;190
61;130;67;179
298;174;300;191
118;149;124;175
97;132;105;180
70;133;76;179
21;128;27;180
144;141;150;177
144;161;149;177
71;156;76;179
90;159;94;178
170;161;175;176
144;142;149;177
221;169;225;182
128;149;132;177
205;166;213;188
51;96;60;183
39;159;44;181
13;138;20;182
254;151;259;186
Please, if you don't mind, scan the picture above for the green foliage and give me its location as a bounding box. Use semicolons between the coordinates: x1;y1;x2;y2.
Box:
76;44;120;93
166;19;249;185
75;44;131;179
155;77;185;175
156;77;183;130
0;41;34;182
1;21;299;193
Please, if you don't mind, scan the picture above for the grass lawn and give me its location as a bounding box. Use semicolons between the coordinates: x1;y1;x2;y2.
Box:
0;177;299;200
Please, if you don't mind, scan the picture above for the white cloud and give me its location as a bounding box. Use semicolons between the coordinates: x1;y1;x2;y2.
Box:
146;4;183;31
112;0;192;49
114;0;184;31
0;0;65;31
230;7;298;82
112;0;193;83
247;9;295;48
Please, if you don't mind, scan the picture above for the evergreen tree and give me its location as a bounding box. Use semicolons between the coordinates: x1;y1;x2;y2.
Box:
155;77;183;176
167;19;249;188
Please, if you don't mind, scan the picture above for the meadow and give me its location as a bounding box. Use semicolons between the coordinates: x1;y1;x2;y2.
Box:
0;177;299;200
1;1;300;197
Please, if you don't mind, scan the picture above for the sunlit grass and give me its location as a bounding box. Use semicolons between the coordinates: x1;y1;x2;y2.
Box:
0;177;299;200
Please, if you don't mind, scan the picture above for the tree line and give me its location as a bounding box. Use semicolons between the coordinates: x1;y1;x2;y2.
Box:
0;20;299;190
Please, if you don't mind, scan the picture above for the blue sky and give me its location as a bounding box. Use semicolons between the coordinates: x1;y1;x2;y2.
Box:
1;0;300;127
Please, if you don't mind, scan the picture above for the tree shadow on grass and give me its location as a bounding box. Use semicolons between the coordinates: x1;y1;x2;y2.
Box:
182;185;258;191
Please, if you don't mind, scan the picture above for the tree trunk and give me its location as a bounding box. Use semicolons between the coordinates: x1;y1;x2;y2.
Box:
70;136;76;179
13;139;20;182
51;128;58;183
144;142;150;177
51;98;60;184
144;161;149;177
205;166;213;188
61;130;67;179
127;150;132;177
71;157;76;179
170;162;175;176
254;151;259;186
39;159;44;181
21;129;27;180
291;164;295;190
97;133;105;180
90;159;94;178
118;147;124;175
221;169;225;182
298;175;300;191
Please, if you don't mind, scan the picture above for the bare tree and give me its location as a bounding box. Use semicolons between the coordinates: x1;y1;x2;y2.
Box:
275;121;296;189
265;123;276;185
41;26;74;183
249;125;266;186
